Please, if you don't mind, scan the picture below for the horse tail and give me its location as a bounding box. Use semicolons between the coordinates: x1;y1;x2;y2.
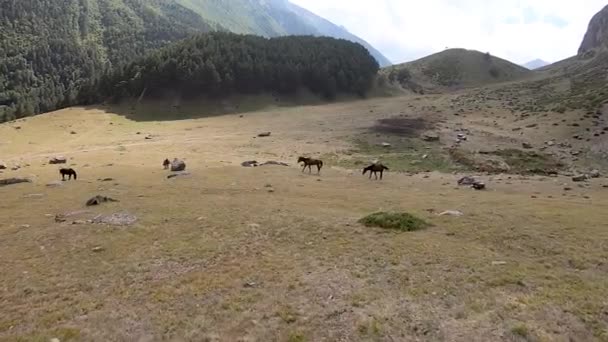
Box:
319;161;324;168
73;171;78;180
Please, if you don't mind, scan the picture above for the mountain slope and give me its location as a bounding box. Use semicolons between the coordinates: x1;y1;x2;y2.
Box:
523;59;550;70
385;49;531;92
0;0;215;121
175;0;391;66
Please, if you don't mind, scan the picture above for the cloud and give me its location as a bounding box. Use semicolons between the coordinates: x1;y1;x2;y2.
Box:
289;0;607;64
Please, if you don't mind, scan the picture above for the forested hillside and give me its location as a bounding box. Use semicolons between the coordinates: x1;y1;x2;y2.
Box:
98;33;379;101
175;0;391;67
0;0;216;122
0;0;388;123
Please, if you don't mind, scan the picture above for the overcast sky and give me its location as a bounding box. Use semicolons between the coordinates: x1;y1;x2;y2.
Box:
290;0;607;65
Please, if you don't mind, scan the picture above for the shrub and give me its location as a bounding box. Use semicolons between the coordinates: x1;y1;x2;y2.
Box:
359;212;430;232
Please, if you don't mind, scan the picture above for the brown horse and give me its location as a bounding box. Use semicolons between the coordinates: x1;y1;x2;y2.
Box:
163;158;170;169
298;157;323;174
60;168;78;181
363;164;389;180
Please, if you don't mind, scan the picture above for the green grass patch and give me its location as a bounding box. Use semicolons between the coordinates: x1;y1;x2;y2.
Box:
323;135;463;173
359;212;430;232
492;149;564;174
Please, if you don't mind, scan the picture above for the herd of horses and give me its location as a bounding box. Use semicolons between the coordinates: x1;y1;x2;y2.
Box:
57;157;389;182
297;156;389;180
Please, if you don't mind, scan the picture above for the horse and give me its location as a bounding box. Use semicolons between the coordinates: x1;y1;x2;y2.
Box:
297;157;323;174
363;164;389;180
60;168;77;181
163;158;171;169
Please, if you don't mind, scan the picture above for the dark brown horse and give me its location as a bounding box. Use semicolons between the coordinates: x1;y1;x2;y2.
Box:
363;164;389;180
163;158;171;169
60;168;77;181
298;157;323;174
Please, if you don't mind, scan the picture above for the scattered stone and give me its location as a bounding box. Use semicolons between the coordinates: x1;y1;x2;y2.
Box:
23;193;44;198
100;178;114;182
70;131;77;135
522;142;533;149
91;246;105;252
49;156;67;164
260;161;289;167
11;166;20;171
46;181;63;187
170;158;186;172
572;175;589;182
438;210;464;217
589;170;600;178
491;261;507;266
564;187;572;191
50;338;60;342
457;176;476;186
472;182;486;190
247;223;261;229
86;195;119;206
0;178;31;187
264;184;273;188
526;123;538;128
422;132;440;142
92;212;137;226
72;220;87;225
457;133;467;141
243;282;257;288
381;142;391;147
0;163;6;170
545;140;555;147
241;160;259;167
20;224;31;229
257;132;272;137
167;172;191;179
267;188;275;193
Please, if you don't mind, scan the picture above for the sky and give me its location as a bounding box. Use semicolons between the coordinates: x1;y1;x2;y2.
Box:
289;0;607;65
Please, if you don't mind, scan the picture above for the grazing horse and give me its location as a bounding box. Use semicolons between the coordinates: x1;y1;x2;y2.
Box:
60;168;77;181
298;157;323;174
163;158;171;170
363;164;389;180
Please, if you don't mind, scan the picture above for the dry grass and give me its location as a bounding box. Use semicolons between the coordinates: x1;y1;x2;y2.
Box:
1;93;608;341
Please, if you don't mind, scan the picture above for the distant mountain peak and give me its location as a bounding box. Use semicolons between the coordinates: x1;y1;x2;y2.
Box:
523;59;550;70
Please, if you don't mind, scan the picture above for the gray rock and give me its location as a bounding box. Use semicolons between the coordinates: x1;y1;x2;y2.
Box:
572;174;589;182
49;156;67;164
0;178;31;187
590;170;601;178
422;132;440;142
457;176;477;186
170;158;186;172
92;212;137;226
241;160;259;167
86;195;119;206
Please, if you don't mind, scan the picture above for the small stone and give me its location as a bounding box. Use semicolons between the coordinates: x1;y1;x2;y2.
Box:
589;170;600;178
91;246;105;252
522;142;533;149
49;156;67;164
572;175;589;182
438;210;463;217
264;184;273;188
20;224;30;229
492;261;507;266
267;189;275;193
257;132;272;137
72;220;86;225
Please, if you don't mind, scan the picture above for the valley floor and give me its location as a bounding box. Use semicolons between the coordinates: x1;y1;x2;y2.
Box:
1;95;607;341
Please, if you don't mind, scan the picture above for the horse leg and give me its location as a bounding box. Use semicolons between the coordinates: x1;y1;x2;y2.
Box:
380;170;383;180
317;164;321;174
302;164;306;173
308;165;312;173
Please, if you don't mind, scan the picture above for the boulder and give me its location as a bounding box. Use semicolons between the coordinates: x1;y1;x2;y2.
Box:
241;160;259;167
572;174;589;182
170;158;186;172
0;178;31;187
86;195;119;206
49;156;67;164
457;176;477;186
422;132;440;142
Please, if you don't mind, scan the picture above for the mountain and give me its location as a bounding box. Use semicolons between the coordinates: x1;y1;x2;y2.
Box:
523;59;550;70
175;0;391;67
579;4;608;54
384;49;531;92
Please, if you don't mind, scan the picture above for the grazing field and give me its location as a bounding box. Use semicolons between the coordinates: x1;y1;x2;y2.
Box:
1;94;608;341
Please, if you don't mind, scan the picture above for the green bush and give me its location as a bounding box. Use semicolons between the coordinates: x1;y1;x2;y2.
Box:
359;212;430;232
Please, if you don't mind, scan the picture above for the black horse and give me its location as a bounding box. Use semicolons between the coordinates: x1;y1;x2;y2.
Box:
363;164;389;180
298;157;323;174
60;168;78;181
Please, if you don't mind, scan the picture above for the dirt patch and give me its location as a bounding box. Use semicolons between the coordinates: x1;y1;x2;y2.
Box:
371;117;430;136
